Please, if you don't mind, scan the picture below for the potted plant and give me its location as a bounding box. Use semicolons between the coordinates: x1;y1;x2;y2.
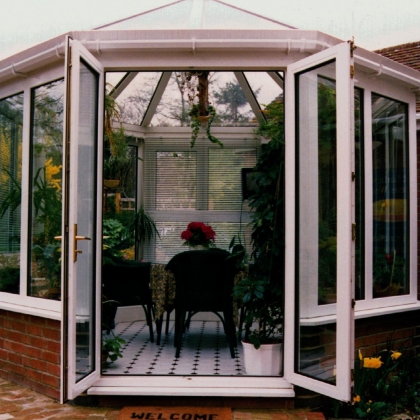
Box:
102;330;125;367
233;98;285;375
130;205;160;261
180;221;216;250
102;298;125;367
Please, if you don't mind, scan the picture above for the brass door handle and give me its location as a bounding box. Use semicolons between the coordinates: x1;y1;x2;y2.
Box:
74;224;91;262
75;236;91;241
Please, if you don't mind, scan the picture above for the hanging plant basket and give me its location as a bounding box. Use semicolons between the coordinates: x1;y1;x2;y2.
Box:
179;71;223;148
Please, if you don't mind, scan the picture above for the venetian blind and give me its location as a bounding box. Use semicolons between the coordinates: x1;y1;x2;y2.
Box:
142;137;257;263
0;94;23;254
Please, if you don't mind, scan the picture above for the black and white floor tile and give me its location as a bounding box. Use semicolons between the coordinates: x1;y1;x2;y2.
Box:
102;320;245;376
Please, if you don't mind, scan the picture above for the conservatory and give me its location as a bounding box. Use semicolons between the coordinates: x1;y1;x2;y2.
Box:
0;0;419;405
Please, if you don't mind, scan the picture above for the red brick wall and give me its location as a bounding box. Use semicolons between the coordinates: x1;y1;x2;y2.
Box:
0;309;61;400
355;310;420;357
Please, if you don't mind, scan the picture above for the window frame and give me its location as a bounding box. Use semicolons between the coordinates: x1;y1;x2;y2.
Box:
0;68;64;319
297;63;419;321
355;72;418;313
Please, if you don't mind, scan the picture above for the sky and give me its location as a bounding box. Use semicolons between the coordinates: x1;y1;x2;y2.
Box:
0;0;419;61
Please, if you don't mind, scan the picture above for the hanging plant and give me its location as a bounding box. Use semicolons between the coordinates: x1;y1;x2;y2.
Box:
104;83;128;160
188;103;222;148
178;71;223;148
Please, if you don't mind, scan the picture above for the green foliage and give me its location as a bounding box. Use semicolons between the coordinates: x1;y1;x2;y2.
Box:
32;243;61;288
0;254;20;294
214;81;250;122
189;104;223;148
0;267;19;293
105;84;128;159
329;344;420;419
0;168;21;219
32;167;62;245
102;218;127;264
129;205;160;244
228;235;247;270
233;98;285;349
102;329;125;366
102;206;160;264
373;253;405;289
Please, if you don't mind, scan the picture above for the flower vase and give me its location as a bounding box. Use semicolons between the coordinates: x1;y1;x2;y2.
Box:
190;245;207;250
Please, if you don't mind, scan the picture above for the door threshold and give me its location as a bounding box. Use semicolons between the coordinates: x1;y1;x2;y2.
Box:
88;376;295;398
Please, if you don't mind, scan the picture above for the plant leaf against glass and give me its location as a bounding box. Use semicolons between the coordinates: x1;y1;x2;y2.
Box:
0;168;21;218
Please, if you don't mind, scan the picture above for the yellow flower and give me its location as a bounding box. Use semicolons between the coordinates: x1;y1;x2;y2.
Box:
353;395;361;403
363;356;383;369
45;157;62;191
391;351;402;360
358;349;363;361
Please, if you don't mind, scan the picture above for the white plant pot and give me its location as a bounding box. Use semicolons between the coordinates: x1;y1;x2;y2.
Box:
242;341;283;375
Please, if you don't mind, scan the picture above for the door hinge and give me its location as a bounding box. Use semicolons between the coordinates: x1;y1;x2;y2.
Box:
352;171;356;181
352;298;356;308
350;38;356;57
350;65;355;79
352;223;356;241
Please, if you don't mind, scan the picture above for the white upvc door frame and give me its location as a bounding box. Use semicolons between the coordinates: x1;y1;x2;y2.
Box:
284;41;355;401
61;38;104;402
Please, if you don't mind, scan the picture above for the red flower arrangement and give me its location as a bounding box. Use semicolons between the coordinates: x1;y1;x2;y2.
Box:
181;222;216;248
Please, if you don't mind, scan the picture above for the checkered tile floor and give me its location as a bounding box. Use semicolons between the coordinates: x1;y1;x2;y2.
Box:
102;320;245;375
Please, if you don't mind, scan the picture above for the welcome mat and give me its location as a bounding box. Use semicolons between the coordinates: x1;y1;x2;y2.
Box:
118;406;232;420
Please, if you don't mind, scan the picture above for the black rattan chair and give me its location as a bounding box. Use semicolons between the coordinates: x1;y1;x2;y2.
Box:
165;248;237;358
102;261;155;342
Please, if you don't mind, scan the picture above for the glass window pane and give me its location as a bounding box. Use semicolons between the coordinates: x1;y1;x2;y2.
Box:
156;151;197;210
317;76;337;306
0;93;23;294
151;220;252;264
143;139;256;264
106;72;162;125
297;61;337;384
244;71;284;113
355;88;364;300
148;72;264;128
29;80;64;300
209;148;256;210
372;94;408;298
210;73;256;126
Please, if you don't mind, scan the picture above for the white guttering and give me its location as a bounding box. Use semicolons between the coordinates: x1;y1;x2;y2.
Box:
80;37;334;52
0;35;334;84
354;49;420;88
0;42;66;83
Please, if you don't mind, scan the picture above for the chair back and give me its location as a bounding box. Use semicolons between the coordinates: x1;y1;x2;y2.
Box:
166;249;236;313
102;261;152;306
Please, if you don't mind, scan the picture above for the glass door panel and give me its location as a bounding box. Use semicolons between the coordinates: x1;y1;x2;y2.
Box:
285;42;354;401
64;39;104;401
73;59;98;381
297;63;337;382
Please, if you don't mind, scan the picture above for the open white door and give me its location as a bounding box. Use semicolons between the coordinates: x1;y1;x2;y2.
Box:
61;38;104;402
284;41;355;401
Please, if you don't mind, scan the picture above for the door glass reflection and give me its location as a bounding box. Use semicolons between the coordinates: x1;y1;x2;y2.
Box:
296;61;337;383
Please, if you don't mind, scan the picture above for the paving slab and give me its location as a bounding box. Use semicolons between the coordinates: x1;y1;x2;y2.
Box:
0;379;325;420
